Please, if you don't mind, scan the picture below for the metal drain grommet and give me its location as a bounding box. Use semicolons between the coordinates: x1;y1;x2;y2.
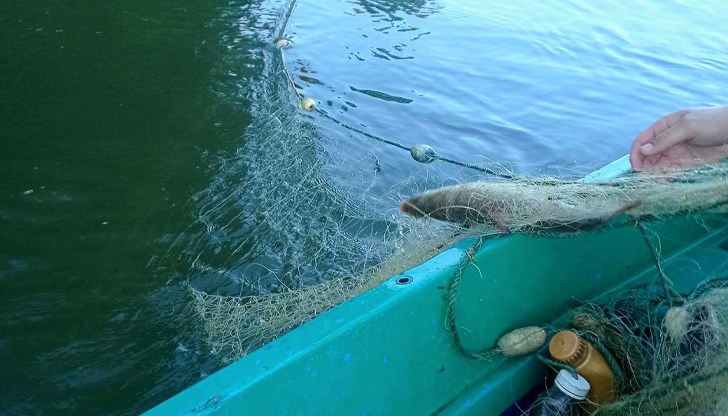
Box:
395;276;413;285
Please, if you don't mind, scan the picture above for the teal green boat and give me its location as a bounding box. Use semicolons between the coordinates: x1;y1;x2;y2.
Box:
144;156;728;415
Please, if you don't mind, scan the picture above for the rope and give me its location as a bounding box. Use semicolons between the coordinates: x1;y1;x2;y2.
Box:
536;354;579;378
444;237;500;360
432;154;514;179
315;108;411;152
637;222;685;305
272;6;514;179
579;331;627;394
442;221;679;394
274;0;297;41
312;106;515;177
442;222;667;364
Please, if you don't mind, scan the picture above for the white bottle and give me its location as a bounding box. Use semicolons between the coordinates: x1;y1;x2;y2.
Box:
529;369;590;416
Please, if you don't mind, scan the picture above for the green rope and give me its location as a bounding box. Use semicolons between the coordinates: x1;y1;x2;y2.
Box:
579;331;628;394
536;354;579;378
637;223;685;305
444;237;500;360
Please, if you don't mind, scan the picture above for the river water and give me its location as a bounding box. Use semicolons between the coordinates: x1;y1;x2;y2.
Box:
1;0;726;414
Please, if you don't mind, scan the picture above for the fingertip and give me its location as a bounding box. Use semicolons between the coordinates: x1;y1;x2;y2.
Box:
629;152;643;171
639;142;655;155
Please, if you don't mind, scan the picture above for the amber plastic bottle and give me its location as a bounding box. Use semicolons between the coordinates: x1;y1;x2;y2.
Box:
548;331;616;404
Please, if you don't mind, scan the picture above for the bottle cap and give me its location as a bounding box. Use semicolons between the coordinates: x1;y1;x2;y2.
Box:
549;331;586;365
554;369;590;400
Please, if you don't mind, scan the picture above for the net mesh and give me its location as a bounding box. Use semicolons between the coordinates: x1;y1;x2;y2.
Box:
182;47;465;361
589;284;728;416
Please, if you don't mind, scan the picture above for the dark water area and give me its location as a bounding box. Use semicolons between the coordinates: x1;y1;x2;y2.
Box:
2;0;728;415
0;0;276;414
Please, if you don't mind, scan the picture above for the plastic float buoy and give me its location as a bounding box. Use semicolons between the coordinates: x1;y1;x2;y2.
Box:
410;144;437;163
275;38;292;50
301;97;316;111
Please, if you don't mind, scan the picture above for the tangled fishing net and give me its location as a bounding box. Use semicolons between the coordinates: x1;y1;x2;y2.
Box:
188;66;728;362
183;42;464;360
578;279;728;416
181;9;728;403
486;278;728;415
185;32;728;363
420;169;728;415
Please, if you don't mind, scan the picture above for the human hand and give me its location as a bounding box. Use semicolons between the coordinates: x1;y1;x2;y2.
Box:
629;105;728;171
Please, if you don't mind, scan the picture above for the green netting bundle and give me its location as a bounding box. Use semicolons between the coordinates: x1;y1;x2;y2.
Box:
589;282;728;415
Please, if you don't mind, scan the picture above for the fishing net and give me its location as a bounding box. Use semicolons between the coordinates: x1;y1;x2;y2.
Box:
494;280;728;416
584;281;728;416
176;1;728;414
181;1;728;377
182;35;465;360
180;0;516;361
459;232;728;416
185;40;728;364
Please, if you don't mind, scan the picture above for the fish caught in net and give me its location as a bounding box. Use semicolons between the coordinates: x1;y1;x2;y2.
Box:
400;166;728;234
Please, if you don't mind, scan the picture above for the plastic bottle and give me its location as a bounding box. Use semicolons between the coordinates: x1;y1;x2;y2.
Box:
529;369;590;416
548;331;617;404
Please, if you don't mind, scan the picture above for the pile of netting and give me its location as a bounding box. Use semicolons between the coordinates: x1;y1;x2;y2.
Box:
453;226;728;416
465;238;728;415
189;217;455;359
581;278;728;415
493;277;728;415
183;0;503;360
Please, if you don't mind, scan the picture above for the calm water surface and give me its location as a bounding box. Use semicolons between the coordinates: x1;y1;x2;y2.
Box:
1;0;727;414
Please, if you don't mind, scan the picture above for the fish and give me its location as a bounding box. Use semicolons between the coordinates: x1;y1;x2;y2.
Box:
400;181;639;234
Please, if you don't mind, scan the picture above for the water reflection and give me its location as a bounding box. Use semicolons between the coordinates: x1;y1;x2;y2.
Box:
351;0;441;21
